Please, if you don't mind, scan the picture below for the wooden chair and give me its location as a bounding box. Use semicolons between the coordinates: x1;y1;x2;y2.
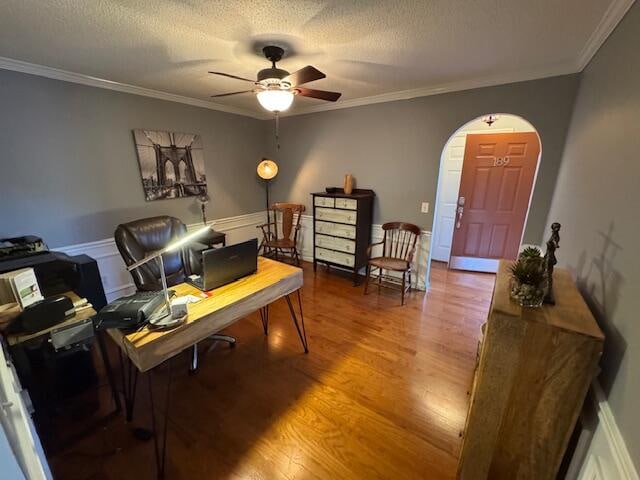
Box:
364;222;421;305
257;203;305;266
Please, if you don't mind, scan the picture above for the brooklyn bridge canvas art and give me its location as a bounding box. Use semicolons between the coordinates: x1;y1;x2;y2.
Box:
133;129;207;201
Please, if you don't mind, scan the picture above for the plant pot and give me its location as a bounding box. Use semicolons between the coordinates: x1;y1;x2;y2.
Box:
510;278;546;308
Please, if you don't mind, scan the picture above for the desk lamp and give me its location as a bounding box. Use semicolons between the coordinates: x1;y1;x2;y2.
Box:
126;225;212;329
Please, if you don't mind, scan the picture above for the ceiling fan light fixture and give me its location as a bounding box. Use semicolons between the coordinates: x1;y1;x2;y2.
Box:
256;89;294;112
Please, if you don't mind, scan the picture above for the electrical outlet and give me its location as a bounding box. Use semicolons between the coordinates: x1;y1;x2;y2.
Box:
421;202;429;213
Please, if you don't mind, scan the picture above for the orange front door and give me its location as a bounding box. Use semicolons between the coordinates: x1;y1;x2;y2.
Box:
449;132;540;272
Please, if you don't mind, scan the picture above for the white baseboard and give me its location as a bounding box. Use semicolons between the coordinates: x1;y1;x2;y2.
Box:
568;380;639;480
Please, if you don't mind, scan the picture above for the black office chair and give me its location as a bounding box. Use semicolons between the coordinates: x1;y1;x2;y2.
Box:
114;216;235;372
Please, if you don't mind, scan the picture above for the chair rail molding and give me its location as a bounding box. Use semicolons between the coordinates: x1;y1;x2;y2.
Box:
58;210;433;303
57;211;266;302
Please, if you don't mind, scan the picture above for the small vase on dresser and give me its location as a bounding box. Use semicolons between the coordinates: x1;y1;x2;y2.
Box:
311;188;375;285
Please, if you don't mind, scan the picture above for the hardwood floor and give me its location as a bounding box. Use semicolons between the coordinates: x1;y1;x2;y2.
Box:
50;261;495;480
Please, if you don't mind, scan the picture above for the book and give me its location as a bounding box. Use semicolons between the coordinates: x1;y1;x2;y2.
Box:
0;268;43;310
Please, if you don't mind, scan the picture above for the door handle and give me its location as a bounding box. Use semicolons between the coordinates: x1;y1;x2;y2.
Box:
456;196;465;229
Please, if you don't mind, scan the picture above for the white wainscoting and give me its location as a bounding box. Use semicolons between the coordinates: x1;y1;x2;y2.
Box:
567;381;639;480
57;211;267;302
292;214;431;290
57;211;432;302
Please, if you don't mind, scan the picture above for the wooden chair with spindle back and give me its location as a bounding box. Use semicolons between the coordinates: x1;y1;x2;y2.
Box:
364;222;421;305
257;203;305;266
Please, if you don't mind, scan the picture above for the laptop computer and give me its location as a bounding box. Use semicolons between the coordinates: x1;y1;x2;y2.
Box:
187;238;258;292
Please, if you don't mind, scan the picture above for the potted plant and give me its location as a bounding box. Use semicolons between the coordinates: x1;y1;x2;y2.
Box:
510;248;547;308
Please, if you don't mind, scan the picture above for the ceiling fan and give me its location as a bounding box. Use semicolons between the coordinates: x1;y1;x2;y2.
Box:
209;45;341;112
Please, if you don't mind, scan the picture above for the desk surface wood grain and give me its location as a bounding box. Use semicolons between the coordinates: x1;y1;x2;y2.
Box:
107;257;303;372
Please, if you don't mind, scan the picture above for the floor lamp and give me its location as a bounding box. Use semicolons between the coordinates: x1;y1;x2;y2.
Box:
257;158;278;253
126;225;212;329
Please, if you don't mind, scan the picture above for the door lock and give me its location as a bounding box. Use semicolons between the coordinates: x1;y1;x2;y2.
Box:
456;196;465;229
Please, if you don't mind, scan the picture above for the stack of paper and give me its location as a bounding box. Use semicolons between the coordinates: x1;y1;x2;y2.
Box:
0;268;43;310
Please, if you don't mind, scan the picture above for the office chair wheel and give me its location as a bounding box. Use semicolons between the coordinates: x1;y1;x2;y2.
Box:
229;341;236;348
133;427;154;441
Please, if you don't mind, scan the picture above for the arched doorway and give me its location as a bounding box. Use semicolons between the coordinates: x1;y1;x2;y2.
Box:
427;114;542;280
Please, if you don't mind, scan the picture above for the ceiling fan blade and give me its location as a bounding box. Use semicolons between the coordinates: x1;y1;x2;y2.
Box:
208;71;256;83
283;66;325;86
210;90;253;98
295;87;341;102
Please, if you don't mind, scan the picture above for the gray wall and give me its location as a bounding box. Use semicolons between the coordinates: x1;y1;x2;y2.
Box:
0;70;267;248
545;2;640;464
267;75;579;244
0;69;579;249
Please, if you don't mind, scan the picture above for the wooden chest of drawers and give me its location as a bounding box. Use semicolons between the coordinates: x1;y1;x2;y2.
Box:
311;189;375;285
457;260;604;480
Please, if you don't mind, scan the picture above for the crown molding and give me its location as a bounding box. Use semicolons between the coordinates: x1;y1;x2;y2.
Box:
575;0;636;71
280;62;577;118
0;0;633;120
0;56;264;120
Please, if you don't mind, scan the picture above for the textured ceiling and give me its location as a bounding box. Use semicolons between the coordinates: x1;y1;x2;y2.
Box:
0;0;620;116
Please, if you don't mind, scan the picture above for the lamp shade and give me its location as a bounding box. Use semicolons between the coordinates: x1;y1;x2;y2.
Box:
256;90;294;112
257;159;278;180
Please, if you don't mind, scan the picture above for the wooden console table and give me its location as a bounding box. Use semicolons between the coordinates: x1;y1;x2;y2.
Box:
457;260;604;480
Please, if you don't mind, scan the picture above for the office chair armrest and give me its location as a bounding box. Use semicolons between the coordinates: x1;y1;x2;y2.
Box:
366;241;384;258
184;241;209;276
189;241;209;253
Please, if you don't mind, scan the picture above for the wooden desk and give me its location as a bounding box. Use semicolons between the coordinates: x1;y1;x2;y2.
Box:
107;257;304;372
107;257;307;477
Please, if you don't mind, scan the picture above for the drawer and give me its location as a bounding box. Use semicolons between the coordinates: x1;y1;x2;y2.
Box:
316;207;357;225
315;234;356;254
314;196;335;208
315;221;356;239
316;247;355;267
335;198;357;210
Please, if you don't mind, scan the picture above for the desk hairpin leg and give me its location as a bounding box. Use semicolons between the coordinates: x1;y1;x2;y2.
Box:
118;349;139;422
97;332;121;413
285;289;309;353
259;305;269;335
118;350;154;442
147;359;173;479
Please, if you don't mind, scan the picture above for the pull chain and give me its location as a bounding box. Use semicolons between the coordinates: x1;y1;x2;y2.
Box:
275;111;280;151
